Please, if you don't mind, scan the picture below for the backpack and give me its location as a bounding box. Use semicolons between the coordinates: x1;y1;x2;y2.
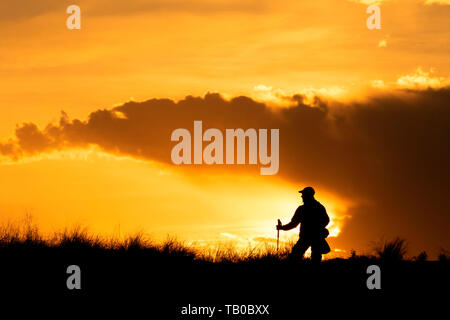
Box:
320;238;331;254
320;228;331;254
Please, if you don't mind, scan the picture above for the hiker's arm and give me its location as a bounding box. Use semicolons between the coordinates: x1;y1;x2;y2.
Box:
279;207;302;231
320;206;330;228
279;219;300;231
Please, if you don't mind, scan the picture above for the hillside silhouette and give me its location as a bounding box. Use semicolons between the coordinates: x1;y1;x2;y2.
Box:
0;218;448;315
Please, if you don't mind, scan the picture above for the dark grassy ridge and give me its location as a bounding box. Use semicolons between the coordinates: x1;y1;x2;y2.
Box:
0;222;448;316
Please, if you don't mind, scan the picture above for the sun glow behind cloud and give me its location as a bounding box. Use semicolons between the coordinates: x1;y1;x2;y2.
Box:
0;147;350;254
396;67;448;89
252;83;349;108
1;0;449;258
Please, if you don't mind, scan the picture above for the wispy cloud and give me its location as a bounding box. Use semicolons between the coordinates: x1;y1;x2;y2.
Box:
378;39;387;48
396;67;448;89
424;0;450;5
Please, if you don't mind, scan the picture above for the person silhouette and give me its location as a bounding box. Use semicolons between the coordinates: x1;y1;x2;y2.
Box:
277;187;330;263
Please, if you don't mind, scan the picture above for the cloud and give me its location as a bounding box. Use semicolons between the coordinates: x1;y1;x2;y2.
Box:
220;232;238;239
1;88;450;252
251;237;278;244
88;0;265;16
252;84;347;107
396;67;448;89
0;1;67;21
350;0;450;7
424;0;450;5
347;0;388;4
371;68;449;90
378;39;387;48
252;84;290;106
370;80;386;88
0;0;265;22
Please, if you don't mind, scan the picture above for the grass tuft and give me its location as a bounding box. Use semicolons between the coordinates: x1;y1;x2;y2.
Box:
374;237;408;262
0;217;446;263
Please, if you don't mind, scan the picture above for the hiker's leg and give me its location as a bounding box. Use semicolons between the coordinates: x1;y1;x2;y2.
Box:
291;238;309;261
311;242;322;264
310;250;322;263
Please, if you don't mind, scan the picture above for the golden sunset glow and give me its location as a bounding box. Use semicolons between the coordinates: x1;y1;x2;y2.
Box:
1;0;450;258
0;148;347;254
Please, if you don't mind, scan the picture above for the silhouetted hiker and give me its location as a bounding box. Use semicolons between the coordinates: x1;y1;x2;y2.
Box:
277;187;331;263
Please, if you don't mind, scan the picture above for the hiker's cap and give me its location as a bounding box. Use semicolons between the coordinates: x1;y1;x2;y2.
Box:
299;186;315;196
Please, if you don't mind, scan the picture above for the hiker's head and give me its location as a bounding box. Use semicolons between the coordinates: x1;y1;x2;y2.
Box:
299;186;315;203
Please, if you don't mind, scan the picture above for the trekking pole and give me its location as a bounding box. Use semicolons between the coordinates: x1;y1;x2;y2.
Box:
277;219;282;251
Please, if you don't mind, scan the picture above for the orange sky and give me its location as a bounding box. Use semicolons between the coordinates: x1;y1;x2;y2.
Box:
0;148;348;251
2;0;449;134
1;0;449;258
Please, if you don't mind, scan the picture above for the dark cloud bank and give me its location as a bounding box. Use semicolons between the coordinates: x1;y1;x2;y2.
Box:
2;88;450;255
